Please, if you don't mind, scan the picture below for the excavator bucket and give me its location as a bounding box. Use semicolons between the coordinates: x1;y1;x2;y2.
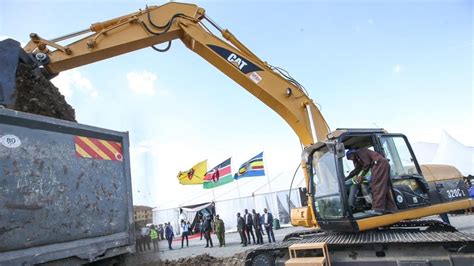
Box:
0;38;76;121
0;38;34;108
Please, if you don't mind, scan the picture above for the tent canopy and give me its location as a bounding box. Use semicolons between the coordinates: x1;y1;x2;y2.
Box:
181;202;213;212
153;188;303;232
412;131;473;176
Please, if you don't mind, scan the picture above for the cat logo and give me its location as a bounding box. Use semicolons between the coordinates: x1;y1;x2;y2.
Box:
207;45;262;74
227;53;248;71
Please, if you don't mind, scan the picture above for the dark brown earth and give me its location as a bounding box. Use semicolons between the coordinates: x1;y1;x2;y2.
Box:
153;251;248;265
13;63;76;122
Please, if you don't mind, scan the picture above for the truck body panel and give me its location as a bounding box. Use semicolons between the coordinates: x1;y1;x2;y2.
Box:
0;109;134;265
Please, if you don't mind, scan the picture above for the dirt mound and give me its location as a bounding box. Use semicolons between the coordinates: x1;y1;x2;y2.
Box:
158;251;248;265
13;63;76;122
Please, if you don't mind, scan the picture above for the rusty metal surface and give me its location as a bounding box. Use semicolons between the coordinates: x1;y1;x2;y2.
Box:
0;109;134;264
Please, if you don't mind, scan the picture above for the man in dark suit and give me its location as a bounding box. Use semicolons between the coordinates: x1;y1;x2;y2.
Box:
203;215;213;248
237;212;247;247
262;208;275;243
244;209;256;244
252;209;263;244
165;222;174;250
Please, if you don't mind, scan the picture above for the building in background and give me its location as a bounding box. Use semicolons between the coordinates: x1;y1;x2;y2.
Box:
134;205;153;227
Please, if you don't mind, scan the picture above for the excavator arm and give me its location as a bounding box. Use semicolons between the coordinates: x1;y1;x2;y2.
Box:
10;2;330;146
0;1;331;228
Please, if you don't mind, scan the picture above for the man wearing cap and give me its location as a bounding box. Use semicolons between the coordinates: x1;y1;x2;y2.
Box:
215;214;225;247
346;148;397;215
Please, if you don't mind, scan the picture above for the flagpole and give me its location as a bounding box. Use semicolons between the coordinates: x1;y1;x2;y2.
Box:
263;151;277;217
211;188;216;202
235;178;242;198
235;178;243;207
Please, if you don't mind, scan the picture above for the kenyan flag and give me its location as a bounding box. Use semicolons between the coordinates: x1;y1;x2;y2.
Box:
203;158;233;189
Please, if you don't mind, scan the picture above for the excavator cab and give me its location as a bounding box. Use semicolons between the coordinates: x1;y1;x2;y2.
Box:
306;128;469;232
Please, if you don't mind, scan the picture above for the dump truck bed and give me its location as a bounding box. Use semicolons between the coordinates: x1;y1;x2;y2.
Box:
0;108;134;265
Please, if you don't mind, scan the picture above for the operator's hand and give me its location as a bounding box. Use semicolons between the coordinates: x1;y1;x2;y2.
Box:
355;175;363;184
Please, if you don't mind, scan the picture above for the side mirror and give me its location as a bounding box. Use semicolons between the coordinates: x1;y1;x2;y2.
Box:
336;143;345;158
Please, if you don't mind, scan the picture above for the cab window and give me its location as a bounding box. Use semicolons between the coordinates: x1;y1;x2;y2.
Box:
380;136;420;177
312;145;343;219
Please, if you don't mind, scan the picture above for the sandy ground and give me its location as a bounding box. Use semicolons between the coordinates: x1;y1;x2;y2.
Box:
158;226;299;259
124;213;474;265
124;225;300;265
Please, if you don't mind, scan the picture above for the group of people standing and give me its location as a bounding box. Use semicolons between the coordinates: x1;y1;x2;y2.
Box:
139;207;277;252
196;214;226;248
237;208;275;247
136;223;172;252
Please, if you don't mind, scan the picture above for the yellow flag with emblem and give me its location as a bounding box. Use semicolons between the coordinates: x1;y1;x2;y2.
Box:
177;160;207;185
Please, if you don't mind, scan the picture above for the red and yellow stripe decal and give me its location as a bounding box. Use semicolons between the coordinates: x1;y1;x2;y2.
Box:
74;136;123;162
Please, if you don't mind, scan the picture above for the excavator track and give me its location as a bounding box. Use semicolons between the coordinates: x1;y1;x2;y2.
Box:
268;230;473;247
386;219;458;232
246;220;474;265
282;220;460;242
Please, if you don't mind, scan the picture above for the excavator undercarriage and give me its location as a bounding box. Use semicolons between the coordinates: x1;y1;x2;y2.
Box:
246;220;474;265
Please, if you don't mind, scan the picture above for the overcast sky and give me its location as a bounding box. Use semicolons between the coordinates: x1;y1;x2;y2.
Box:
1;0;472;208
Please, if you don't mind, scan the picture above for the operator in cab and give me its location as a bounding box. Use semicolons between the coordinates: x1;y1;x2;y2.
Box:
345;162;371;212
346;148;397;215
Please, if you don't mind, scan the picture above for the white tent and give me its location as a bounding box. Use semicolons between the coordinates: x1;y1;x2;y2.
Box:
412;131;474;176
153;188;303;232
152;207;180;235
152;202;214;235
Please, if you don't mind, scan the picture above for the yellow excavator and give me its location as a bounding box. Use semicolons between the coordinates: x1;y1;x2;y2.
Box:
0;2;472;265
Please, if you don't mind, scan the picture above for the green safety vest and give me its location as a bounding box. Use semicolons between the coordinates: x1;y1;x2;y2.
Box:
150;228;158;240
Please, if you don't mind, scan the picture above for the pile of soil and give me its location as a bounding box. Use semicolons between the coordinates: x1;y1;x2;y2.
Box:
158;251;248;265
13;63;76;122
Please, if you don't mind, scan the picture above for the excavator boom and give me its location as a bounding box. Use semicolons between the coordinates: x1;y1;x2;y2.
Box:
0;2;329;146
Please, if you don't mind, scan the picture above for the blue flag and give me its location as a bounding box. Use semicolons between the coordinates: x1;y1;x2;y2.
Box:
234;152;265;180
